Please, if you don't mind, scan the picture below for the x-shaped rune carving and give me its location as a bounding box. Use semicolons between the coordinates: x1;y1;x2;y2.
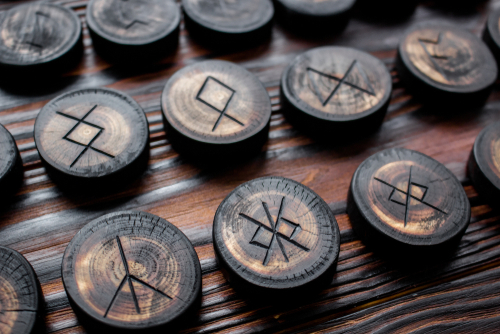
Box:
374;166;448;227
196;76;243;132
103;236;172;318
56;105;115;168
418;32;450;80
239;197;310;266
307;59;376;107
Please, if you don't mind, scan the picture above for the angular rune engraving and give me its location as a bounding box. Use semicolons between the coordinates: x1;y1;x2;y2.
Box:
104;236;172;318
374;166;448;227
21;11;50;53
196;76;243;131
119;0;150;29
419;33;450;80
307;60;376;107
56;105;115;167
239;197;310;266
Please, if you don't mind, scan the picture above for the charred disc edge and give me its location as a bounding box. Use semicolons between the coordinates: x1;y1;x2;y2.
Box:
34;87;149;179
0;3;82;67
0;124;22;189
484;9;500;60
281;46;393;123
274;0;355;17
398;22;497;94
213;176;341;291
86;0;181;46
61;210;202;331
349;148;471;247
0;246;42;334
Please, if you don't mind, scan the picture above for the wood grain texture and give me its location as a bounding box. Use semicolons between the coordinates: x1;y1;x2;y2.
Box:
468;121;500;202
397;21;497;104
0;123;22;197
0;3;82;73
34;88;149;179
0;0;500;333
182;0;274;47
161;60;271;158
348;148;470;250
62;211;201;332
86;0;180;60
0;246;42;334
281;46;392;132
213;176;340;294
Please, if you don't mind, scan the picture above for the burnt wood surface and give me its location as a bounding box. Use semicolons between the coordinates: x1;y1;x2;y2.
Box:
1;0;500;333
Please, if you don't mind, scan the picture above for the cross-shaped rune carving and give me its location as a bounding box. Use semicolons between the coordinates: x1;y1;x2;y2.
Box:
374;166;448;227
56;105;115;168
103;236;172;318
418;33;450;80
239;197;310;266
307;60;376;107
196;76;243;132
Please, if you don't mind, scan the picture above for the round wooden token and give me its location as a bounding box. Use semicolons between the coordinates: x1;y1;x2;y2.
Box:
0;3;82;74
34;88;149;181
62;211;202;332
468;121;500;203
213;176;340;295
0;124;22;197
348;148;470;251
281;46;392;134
161;60;272;158
0;246;42;334
483;8;500;64
273;0;355;33
397;22;497;105
182;0;274;48
86;0;180;61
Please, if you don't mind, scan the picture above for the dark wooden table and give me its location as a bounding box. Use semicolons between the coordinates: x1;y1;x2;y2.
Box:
1;1;500;333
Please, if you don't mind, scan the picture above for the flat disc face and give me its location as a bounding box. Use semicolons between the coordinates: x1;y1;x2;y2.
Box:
399;23;497;93
351;148;470;246
34;88;149;178
0;247;39;334
473;122;500;190
182;0;273;33
62;211;201;330
277;0;355;15
0;125;18;182
487;9;500;50
283;47;392;121
87;0;180;45
213;177;340;289
161;60;271;145
0;3;81;66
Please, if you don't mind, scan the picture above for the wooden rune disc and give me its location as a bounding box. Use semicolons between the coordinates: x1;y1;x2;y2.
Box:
281;46;392;134
181;0;274;48
86;0;180;60
0;3;82;73
348;148;471;251
483;9;500;63
273;0;355;33
34;88;149;181
0;124;22;197
213;176;341;294
468;122;500;203
397;22;497;105
62;211;202;332
0;246;42;334
161;60;272;158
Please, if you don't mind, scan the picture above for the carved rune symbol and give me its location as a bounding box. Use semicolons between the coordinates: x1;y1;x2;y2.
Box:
419;33;450;79
104;236;172;318
119;0;149;29
196;76;244;132
307;60;376;107
374;166;448;227
56;105;115;168
239;197;310;266
21;11;50;53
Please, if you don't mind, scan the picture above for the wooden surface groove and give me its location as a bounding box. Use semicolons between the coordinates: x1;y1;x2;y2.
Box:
1;0;500;333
